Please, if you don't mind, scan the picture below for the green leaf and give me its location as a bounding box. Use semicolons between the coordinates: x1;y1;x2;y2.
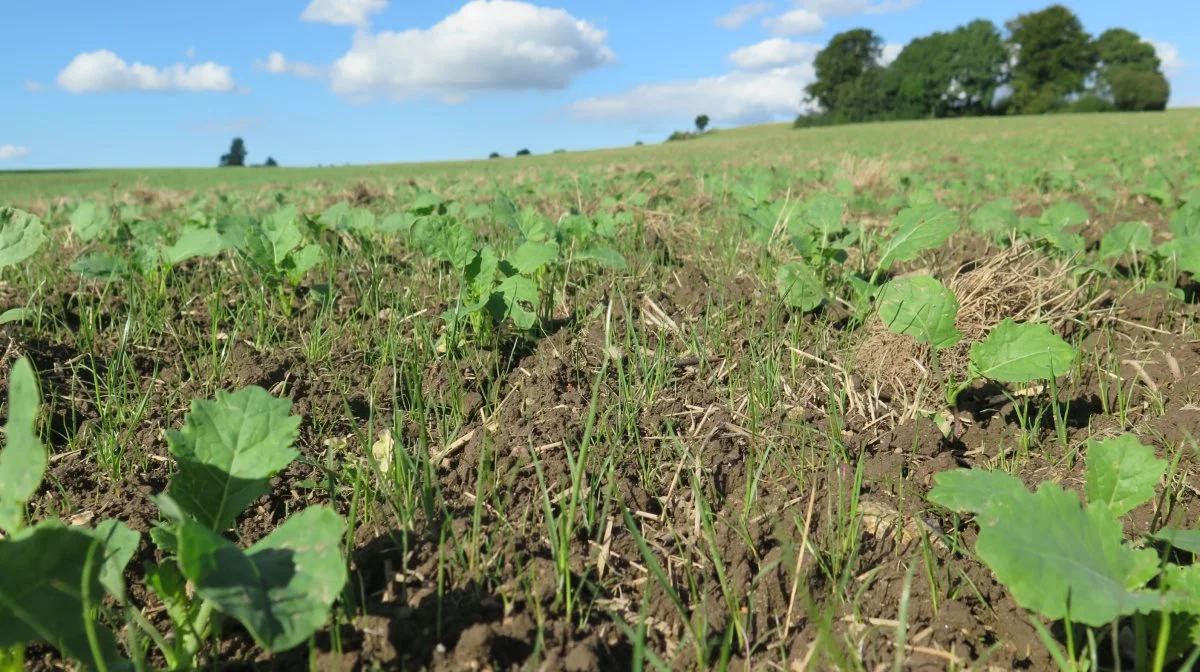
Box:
876;275;962;349
969;199;1019;239
577;245;628;270
69;202;111;242
338;208;376;234
928;469;1031;524
1040;201;1089;231
162;226;226;266
1099;221;1153;260
1154;528;1200;554
70;253;132;281
317;201;350;229
507;241;559;274
87;519;140;603
0;523;128;670
466;245;499;300
775;262;825;312
1084;434;1165;518
1159;238;1200;276
0;359;45;534
379;212;417;235
1170;203;1200;240
166;387;301;532
176;506;348;653
974;482;1164;626
488;275;539;330
804;193;845;236
877;204;957;270
0;308;33;325
0;209;47;269
286;243;324;282
969;318;1077;384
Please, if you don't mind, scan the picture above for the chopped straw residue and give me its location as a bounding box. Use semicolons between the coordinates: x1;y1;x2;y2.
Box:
853;245;1093;419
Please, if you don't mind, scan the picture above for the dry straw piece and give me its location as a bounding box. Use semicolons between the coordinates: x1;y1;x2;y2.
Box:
852;244;1092;421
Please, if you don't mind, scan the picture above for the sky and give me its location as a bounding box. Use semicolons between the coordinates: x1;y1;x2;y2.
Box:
0;0;1195;169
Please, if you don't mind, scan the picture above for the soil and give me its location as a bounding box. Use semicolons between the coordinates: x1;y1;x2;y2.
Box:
4;214;1199;671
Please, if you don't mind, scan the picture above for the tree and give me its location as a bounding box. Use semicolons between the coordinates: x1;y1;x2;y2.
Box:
889;19;1008;119
805;29;884;113
1109;68;1170;111
695;114;710;132
489;152;501;159
264;156;278;167
219;137;247;167
1092;28;1168;110
1006;5;1097;113
516;148;531;156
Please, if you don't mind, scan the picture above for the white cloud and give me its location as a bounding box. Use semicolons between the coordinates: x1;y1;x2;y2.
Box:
328;0;614;103
729;38;820;70
257;51;322;78
1146;39;1183;75
569;64;816;125
715;2;772;29
792;0;917;16
23;79;42;92
0;145;31;161
879;43;902;66
762;8;824;36
56;50;236;93
301;0;388;28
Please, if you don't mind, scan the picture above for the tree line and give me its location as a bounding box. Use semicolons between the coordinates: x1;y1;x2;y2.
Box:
797;4;1170;127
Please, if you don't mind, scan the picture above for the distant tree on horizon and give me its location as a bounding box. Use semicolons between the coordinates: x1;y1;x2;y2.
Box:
264;156;279;167
695;114;710;132
489;152;501;159
516;148;531;156
219;138;247;167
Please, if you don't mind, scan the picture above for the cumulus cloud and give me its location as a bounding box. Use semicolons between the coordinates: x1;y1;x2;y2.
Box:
714;2;773;29
56;50;236;93
729;38;821;70
257;51;323;78
1146;39;1183;75
328;0;614;103
762;8;824;36
0;145;31;161
879;43;903;66
792;0;917;16
301;0;388;28
569;64;816;125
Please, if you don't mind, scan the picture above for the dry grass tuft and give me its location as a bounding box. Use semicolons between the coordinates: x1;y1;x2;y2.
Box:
853;244;1092;420
835;153;891;193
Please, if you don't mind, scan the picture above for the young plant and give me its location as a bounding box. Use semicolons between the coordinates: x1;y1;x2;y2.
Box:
0;207;47;270
929;434;1200;669
219;205;325;314
0;358;348;670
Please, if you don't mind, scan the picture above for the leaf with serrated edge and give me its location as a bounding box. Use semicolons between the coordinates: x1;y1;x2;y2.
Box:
507;241;559;275
166;387;300;532
0;209;47;269
928;469;1030;525
969;318;1076;384
876;275;962;349
176;506;347;653
1084;434;1166;518
877;204;957;270
974;482;1164;626
776;262;825;312
0;358;45;533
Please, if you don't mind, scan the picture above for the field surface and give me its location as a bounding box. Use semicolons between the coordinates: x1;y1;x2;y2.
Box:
3;110;1200;671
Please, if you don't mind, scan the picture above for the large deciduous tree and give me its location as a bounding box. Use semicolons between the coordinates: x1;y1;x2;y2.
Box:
804;29;884;114
1093;28;1169;111
889;19;1007;119
1006;4;1097;113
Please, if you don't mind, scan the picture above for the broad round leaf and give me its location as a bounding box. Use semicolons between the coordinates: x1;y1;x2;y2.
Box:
876;275;962;349
776;262;825;312
1084;434;1165;518
0;209;47;270
0;358;45;534
166;387;301;532
177;506;348;653
969;318;1077;384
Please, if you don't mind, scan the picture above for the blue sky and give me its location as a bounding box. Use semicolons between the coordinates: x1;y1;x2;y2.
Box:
1;0;1194;169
